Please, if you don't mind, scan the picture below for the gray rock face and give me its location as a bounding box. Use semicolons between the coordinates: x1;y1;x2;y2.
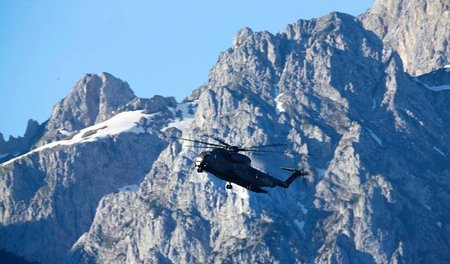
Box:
39;73;177;147
0;132;167;264
414;68;450;137
0;119;46;163
0;82;178;263
1;1;449;263
68;11;450;264
46;72;136;134
360;0;450;76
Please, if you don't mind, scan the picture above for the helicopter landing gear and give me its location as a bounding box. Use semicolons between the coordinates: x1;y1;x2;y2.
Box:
226;183;232;189
197;168;203;173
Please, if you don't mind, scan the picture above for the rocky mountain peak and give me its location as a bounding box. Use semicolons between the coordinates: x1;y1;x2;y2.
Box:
209;10;390;124
232;27;254;47
0;119;45;162
360;0;450;75
46;72;136;132
23;119;42;139
1;1;450;263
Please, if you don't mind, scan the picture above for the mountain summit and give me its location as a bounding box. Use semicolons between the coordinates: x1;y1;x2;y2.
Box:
1;0;449;263
47;72;136;132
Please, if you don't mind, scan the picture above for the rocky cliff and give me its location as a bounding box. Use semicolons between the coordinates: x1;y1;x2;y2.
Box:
360;0;450;76
69;9;449;264
1;0;449;263
0;73;177;263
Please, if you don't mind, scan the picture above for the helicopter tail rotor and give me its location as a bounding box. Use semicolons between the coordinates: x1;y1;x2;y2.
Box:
281;167;309;188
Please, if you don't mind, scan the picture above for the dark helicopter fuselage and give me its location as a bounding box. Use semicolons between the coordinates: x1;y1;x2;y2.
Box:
195;148;293;193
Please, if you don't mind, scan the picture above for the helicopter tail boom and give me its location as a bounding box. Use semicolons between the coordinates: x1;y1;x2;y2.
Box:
281;168;308;188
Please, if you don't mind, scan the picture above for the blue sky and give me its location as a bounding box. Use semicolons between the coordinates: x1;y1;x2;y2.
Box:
0;0;375;138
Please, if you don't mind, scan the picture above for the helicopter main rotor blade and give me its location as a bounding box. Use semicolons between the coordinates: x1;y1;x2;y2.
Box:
239;149;285;153
205;135;287;153
184;145;217;149
249;152;266;156
281;167;296;172
244;143;286;149
171;137;224;148
207;135;231;147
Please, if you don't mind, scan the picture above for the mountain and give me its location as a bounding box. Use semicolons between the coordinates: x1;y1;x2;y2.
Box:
0;73;177;263
1;0;449;263
360;0;450;76
66;9;450;263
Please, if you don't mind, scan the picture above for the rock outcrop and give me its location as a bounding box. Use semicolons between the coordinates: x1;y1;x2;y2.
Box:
360;0;450;75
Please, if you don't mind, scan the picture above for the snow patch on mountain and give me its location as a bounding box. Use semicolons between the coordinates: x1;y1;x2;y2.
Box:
273;84;286;114
260;214;274;223
297;202;308;214
367;128;383;146
275;93;286;113
58;129;73;136
163;101;198;132
414;77;450;92
433;146;446;156
405;109;425;126
425;84;450;92
1;110;152;166
294;219;306;235
81;111;151;141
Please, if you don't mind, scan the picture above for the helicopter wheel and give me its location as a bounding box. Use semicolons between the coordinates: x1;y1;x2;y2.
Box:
197;168;203;173
226;183;232;189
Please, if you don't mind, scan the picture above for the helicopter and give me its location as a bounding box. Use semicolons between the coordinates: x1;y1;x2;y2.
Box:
174;136;309;193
